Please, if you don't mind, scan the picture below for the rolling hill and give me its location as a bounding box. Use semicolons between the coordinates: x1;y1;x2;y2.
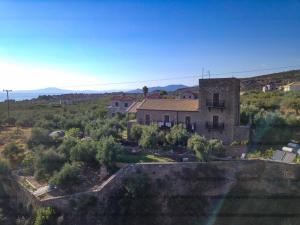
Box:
176;69;300;94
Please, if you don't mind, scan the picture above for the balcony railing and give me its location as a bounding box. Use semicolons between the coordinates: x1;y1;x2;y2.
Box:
206;100;225;109
206;122;224;131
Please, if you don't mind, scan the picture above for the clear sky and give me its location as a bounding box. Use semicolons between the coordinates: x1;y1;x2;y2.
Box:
0;0;300;91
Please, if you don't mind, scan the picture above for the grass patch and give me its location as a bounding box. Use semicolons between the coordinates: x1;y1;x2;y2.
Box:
117;152;175;163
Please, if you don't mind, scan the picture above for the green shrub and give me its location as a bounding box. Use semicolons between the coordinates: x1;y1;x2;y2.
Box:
187;135;225;161
22;152;36;175
97;136;122;169
165;125;189;147
187;134;207;161
49;163;81;188
35;150;65;180
0;208;7;224
0;159;9;175
70;140;97;165
130;124;143;142
2;142;22;160
57;137;78;159
139;125;160;149
27;128;53;148
34;207;56;225
65;128;81;138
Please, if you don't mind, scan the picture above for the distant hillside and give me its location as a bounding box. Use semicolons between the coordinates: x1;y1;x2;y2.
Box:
175;70;300;93
240;69;300;91
127;84;187;93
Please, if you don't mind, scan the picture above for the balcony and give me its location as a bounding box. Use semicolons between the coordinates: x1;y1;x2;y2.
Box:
206;100;225;109
206;122;224;131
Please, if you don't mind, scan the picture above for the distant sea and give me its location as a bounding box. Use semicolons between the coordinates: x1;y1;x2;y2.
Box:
0;93;61;102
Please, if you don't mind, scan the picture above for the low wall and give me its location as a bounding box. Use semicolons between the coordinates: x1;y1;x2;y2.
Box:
40;160;300;211
3;160;300;224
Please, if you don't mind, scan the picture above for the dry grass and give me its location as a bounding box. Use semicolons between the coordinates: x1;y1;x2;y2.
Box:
0;126;31;152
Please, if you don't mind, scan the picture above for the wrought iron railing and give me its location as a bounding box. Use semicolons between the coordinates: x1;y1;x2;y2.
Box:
206;100;225;108
205;122;225;131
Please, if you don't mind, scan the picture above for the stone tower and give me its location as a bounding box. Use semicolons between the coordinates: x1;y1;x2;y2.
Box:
197;78;241;144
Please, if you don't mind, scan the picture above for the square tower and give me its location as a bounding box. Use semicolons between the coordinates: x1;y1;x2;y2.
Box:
197;78;241;144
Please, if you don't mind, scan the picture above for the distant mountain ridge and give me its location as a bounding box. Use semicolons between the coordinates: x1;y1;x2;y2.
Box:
127;84;188;93
0;85;188;102
13;87;102;94
2;70;300;102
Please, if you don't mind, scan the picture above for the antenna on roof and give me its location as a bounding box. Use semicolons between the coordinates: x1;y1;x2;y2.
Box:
202;68;204;79
208;70;211;79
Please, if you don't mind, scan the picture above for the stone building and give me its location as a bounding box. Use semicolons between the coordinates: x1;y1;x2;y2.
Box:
177;90;198;99
283;82;300;92
107;95;136;118
128;78;249;144
262;83;276;92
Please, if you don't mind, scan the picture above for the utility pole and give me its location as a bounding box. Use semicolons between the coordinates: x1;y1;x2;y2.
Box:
3;90;12;119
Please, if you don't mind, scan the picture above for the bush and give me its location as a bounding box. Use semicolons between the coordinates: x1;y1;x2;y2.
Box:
35;150;66;180
65;128;82;138
253;112;292;144
22;152;36;175
49;163;81;188
139;125;160;149
166;125;189;147
57;137;78;159
86;118;123;140
70;140;97;165
0;208;7;224
34;207;56;225
0;159;9;175
187;134;207;161
130;124;143;142
2;142;22;160
206;139;225;157
187;135;224;161
97;136;122;169
27;128;53;148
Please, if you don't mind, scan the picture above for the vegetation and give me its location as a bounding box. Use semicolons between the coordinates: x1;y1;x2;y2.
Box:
118;174;158;225
2;142;23;160
34;150;66;180
166;125;189;147
138;125;160;149
70;140;98;165
49;163;81;188
187;134;225;161
0;208;6;224
0;159;9;175
97;136;123;169
34;207;57;225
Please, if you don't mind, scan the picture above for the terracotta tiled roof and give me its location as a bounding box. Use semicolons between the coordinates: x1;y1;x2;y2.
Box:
111;95;136;101
126;101;143;113
137;99;199;112
147;93;162;99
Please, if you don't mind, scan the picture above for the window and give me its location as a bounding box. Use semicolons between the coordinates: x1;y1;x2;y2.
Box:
213;115;219;127
185;116;191;125
115;102;119;107
124;102;128;107
145;114;150;125
213;93;219;105
164;115;170;123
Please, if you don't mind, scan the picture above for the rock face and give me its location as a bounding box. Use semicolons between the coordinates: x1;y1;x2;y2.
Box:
3;160;300;225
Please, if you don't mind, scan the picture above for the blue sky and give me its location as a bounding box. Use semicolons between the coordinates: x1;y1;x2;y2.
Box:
0;0;300;90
